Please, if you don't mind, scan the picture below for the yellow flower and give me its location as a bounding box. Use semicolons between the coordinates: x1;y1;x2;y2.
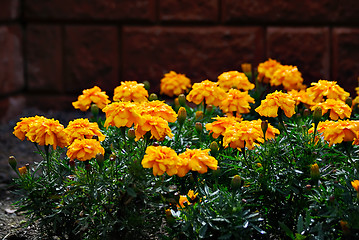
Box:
102;102;145;128
220;89;255;115
18;166;27;176
217;71;255;91
178;190;198;208
113;81;148;102
65;118;105;144
307;80;350;103
141;146;181;176
14;116;69;149
287;89;316;107
72;86;110;111
177;149;218;177
160;71;191;97
138;100;178;123
351;180;359;192
309;120;359;146
205;116;241;139
270;65;306;90
67;139;105;161
186;80;227;107
311;99;352;120
257;58;282;83
222;120;264;150
255;90;296;118
135;115;173;141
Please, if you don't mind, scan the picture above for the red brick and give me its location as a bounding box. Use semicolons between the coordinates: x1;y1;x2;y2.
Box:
26;25;63;92
0;25;24;96
0;0;19;20
266;27;330;86
222;0;337;24
64;26;119;93
24;0;155;21
159;0;218;22
122;26;264;93
332;28;359;97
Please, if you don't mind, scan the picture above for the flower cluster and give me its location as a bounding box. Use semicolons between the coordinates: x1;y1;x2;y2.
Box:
160;71;192;97
257;58;282;83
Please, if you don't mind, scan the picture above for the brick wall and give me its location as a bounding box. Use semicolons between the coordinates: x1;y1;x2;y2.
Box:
1;0;359;122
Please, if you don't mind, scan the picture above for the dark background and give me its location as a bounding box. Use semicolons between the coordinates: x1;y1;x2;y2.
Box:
1;0;359;123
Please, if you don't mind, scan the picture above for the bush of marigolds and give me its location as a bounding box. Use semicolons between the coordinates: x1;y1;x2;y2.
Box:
9;59;359;239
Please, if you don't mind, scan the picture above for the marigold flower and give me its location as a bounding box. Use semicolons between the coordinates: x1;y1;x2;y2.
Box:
309;120;359;146
219;89;255;115
255;90;296;118
72;86;110;111
217;71;255;91
65;118;105;144
135;115;173;141
177;149;218;177
270;65;305;90
351;180;359;192
141;146;181;176
160;71;191;97
311;99;352;120
186;80;226;107
257;58;282;83
287;89;316;107
102;102;145;128
18;166;27;176
307;80;350;103
14;116;69;149
67;139;105;161
178;190;198;208
138;100;177;123
113;81;148;102
205;116;241;139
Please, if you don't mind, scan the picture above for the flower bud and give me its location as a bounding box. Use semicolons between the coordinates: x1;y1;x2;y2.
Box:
143;81;150;91
96;153;104;167
110;154;117;162
340;220;350;235
149;93;158;101
8;156;17;171
303;108;310;117
91;103;99;117
195;122;202;133
241;63;252;74
206;104;213;114
261;120;268;137
310;163;320;184
257;163;262;168
127;129;136;140
345;97;352;107
152;142;160;147
69;159;76;167
178;94;186;106
209;141;219;157
313;107;322;125
18;166;27;176
195;111;203;121
177;107;187;125
231;175;242;191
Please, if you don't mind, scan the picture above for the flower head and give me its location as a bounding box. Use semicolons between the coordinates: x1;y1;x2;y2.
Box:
72;86;110;111
160;71;191;97
311;99;352;120
351;180;359;192
177;149;218;177
102;102;145;128
113;81;148;102
287;89;316;106
138;100;178;123
270;65;305;90
67;139;105;161
217;71;254;91
205;116;241;139
65;118;105;144
186;80;226;107
18;166;27;176
257;58;282;83
219;89;255;115
178;190;198;208
255;90;296;118
141;146;181;176
307;80;350;103
135;115;173;141
13;116;47;141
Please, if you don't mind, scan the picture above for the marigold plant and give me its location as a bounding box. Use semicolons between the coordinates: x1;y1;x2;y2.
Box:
220;89;255;115
160;71;191;97
178;190;199;208
102;101;145;128
135;115;173;141
217;71;255;91
257;58;282;83
205;116;241;139
307;80;350;103
311;99;352;120
67;138;105;161
270;65;306;90
186;80;226;107
113;81;149;102
137;100;178;123
255;90;296;118
65;118;106;144
72;86;110;111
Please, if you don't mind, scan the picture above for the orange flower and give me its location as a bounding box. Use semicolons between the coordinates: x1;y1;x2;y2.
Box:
255;90;296;118
351;180;359;192
14;116;69;149
102;102;145;128
287;89;316;107
138;100;178;123
178;190;198;208
18;166;27;176
141;146;181;176
217;71;255;91
205;116;241;139
67;139;105;161
177;149;218;177
270;65;306;90
135;115;173;141
113;81;148;102
219;89;255;115
307;80;350;103
186;80;227;107
257;58;282;83
65;118;105;144
160;71;191;97
72;86;110;111
311;99;352;120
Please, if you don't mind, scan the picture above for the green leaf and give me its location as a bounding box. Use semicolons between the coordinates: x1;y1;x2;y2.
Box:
297;214;304;234
126;187;137;197
199;223;208;238
279;221;294;239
